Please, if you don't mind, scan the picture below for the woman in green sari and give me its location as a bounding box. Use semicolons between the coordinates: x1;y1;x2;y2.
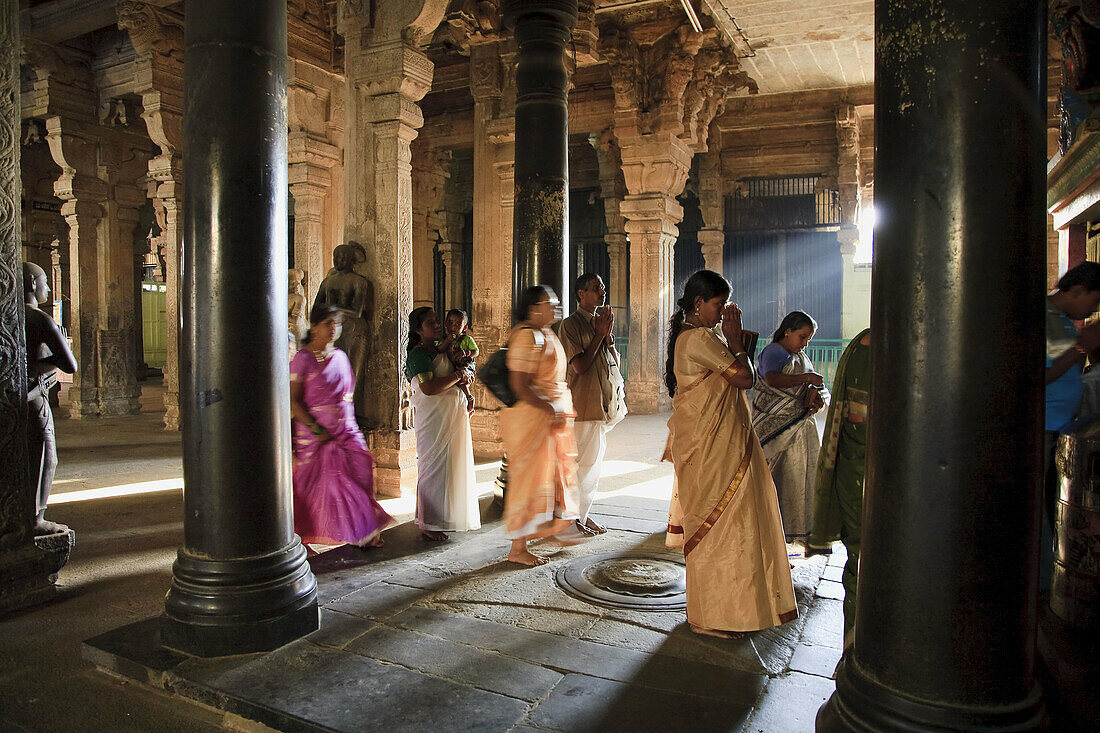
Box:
807;328;871;643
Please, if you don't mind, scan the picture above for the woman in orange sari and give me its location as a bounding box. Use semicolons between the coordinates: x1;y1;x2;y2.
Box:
501;285;584;566
666;270;797;638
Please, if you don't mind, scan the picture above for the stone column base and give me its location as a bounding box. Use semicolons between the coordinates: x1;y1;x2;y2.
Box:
471;407;504;460
0;527;76;616
626;379;669;415
369;428;417;498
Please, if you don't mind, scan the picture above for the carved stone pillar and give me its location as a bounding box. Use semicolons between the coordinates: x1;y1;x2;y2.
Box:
288;133;339;302
616;131;693;414
698;136;724;272
148;155;182;429
836;103;862;254
164;0;317;656
621;193;683;414
836;104;863;341
341;0;446;495
598;18;750;413
437;239;464;308
594;129;629;319
45;124;106;419
468;40;516;458
504;0;578;300
118;0;185;429
0;0;75;615
97;169;147;416
818;0;1047;728
412;143;450;310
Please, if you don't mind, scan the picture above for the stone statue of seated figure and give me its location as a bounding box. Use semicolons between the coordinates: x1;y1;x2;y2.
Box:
313;244;371;420
23;262;77;535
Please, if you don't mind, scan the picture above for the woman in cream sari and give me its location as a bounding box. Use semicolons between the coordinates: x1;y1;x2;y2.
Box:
751;311;828;540
406;307;482;541
501;285;585;566
666;270;798;638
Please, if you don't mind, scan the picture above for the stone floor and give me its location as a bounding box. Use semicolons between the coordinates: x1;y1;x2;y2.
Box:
2;390;854;732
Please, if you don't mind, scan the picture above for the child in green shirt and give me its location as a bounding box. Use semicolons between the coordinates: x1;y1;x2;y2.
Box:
438;309;479;413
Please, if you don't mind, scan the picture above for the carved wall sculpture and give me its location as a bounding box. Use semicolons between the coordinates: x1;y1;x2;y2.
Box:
0;0;30;548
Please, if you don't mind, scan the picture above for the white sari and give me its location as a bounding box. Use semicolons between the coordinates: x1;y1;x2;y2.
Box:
410;352;481;532
751;350;828;539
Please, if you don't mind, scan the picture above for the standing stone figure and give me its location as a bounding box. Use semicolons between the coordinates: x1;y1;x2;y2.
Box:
326;240;366;278
313;244;371;421
23;262;77;534
287;268;308;358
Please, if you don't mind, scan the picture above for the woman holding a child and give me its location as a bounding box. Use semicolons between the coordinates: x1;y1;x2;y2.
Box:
406;307;482;541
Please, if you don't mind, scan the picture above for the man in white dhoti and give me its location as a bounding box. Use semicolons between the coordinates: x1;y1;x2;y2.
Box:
554;273;627;535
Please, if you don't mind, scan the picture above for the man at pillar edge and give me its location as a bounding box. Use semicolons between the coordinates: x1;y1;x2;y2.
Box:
554;273;627;535
1043;261;1100;587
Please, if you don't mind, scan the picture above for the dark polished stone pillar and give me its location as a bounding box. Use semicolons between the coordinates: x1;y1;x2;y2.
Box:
504;0;577;300
164;0;317;656
818;1;1047;730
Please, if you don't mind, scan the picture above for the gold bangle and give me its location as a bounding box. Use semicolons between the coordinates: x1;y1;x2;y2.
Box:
733;351;748;360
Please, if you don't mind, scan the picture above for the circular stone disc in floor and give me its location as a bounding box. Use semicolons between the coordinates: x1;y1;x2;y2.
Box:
555;551;686;611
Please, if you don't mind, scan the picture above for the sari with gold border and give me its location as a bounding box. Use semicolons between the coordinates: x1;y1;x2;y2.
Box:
668;325;798;632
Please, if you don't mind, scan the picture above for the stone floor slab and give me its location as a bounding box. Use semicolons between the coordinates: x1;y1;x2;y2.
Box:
742;671;836;733
325;580;428;622
815;579;846;601
788;642;842;678
307;608;378;650
386;606;765;703
201;639;528;733
798;597;844;650
346;625;563;702
527;672;753;733
589;515;667;535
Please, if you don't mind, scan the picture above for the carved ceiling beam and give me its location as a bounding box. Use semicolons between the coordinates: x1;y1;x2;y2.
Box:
431;0;503;53
117;1;183;157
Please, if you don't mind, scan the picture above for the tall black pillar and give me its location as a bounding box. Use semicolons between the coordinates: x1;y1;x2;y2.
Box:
505;0;577;301
164;0;317;656
818;1;1047;729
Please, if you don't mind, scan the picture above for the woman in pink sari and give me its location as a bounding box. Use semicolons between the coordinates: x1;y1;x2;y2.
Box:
290;304;394;550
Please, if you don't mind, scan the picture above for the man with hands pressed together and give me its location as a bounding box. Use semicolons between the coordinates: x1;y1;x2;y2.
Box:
555;274;627;536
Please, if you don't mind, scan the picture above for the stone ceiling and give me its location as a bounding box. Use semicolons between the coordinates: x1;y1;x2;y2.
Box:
704;0;874;95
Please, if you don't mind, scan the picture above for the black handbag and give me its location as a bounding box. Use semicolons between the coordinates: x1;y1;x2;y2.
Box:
476;346;516;407
475;328;543;408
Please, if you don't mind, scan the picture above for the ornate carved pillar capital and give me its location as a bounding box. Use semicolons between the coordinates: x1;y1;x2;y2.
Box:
618;133;693;199
339;0;448;48
836;103;862;233
698;228;724;272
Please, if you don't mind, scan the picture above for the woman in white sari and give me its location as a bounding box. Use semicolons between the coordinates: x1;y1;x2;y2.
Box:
406;307;482;541
751;311;828;541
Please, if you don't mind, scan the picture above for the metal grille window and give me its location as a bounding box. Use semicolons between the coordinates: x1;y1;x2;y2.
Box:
725;175;841;232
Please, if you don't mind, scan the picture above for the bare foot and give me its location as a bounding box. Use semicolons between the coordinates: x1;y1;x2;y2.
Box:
507;549;549;566
582;517;607;534
421;530;449;542
34;518;67;535
356;535;384;549
690;624;747;640
554;525;593;546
